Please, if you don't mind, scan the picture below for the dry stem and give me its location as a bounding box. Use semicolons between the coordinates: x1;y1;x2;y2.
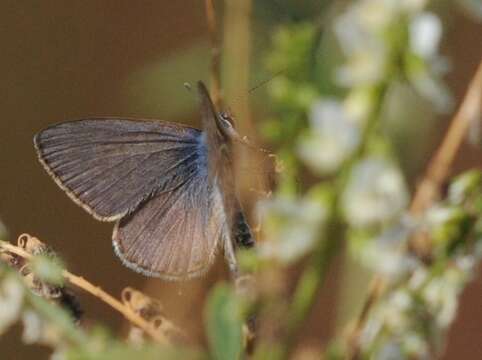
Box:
410;60;482;215
204;0;222;108
0;239;168;344
346;58;482;359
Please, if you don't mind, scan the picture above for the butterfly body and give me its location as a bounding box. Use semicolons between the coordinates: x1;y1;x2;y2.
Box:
34;82;252;280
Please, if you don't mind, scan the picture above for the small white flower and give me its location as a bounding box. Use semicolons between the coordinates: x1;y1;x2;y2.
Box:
358;220;419;279
22;310;43;344
455;255;475;272
390;290;413;312
379;296;409;332
299;99;360;174
425;205;458;226
336;48;388;87
358;0;399;30
403;332;429;357
409;13;442;59
360;318;383;347
375;340;404;360
21;308;63;346
334;8;369;56
409;69;453;113
361;243;418;281
344;88;374;124
342;157;409;227
409;268;428;291
422;274;461;328
334;1;395;87
257;196;327;263
0;275;24;335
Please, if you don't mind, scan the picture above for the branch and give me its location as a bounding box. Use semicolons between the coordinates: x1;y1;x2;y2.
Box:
345;58;482;360
0;236;168;344
410;60;482;214
204;0;222;108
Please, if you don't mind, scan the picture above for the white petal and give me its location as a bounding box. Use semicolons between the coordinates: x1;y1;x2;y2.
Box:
410;13;442;58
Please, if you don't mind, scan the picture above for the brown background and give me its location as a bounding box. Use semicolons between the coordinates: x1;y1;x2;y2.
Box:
0;1;481;359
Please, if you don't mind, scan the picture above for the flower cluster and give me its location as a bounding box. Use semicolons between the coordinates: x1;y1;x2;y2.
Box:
357;171;482;358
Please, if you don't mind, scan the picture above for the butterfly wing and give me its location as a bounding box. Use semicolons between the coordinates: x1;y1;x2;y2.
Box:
112;84;237;279
112;173;227;280
197;82;254;243
34;118;202;221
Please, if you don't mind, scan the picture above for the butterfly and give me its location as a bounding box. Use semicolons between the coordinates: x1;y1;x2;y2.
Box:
34;82;254;280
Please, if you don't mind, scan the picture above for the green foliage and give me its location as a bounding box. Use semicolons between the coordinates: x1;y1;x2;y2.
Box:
0;263;84;344
66;342;203;360
0;269;24;335
0;260;207;359
1;1;481;359
251;0;482;358
266;24;316;80
205;284;243;360
449;170;482;207
262;23;319;149
345;170;482;359
432;170;482;257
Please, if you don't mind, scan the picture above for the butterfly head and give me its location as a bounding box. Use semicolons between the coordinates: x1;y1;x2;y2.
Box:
216;111;240;141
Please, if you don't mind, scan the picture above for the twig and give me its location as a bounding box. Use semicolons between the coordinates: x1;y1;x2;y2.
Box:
204;0;222;108
345;58;482;360
0;239;168;344
409;59;482;252
345;275;384;360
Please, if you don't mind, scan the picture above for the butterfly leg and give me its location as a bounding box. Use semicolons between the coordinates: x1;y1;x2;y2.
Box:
223;234;239;279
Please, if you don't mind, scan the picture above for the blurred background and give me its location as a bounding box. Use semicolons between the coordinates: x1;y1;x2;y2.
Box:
0;1;481;359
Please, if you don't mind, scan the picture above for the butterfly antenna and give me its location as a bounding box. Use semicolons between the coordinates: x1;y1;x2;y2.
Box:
248;69;286;94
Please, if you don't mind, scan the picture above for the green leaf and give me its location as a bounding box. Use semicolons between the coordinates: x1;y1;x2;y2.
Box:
205;284;243;360
265;23;316;79
237;248;259;273
66;343;204;360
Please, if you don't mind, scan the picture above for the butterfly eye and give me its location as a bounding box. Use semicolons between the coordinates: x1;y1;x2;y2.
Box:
219;112;235;129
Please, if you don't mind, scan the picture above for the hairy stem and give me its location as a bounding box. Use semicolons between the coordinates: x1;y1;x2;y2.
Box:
0;238;168;344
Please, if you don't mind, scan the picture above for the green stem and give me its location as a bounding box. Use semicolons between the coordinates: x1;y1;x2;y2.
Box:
284;208;344;353
278;82;389;359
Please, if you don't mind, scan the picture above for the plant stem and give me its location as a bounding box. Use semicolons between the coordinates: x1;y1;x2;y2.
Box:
409;59;482;251
204;0;223;109
279;82;389;359
345;58;482;359
0;236;168;344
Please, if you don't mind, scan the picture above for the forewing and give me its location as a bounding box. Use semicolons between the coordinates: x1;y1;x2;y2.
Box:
34;118;202;221
112;174;227;280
